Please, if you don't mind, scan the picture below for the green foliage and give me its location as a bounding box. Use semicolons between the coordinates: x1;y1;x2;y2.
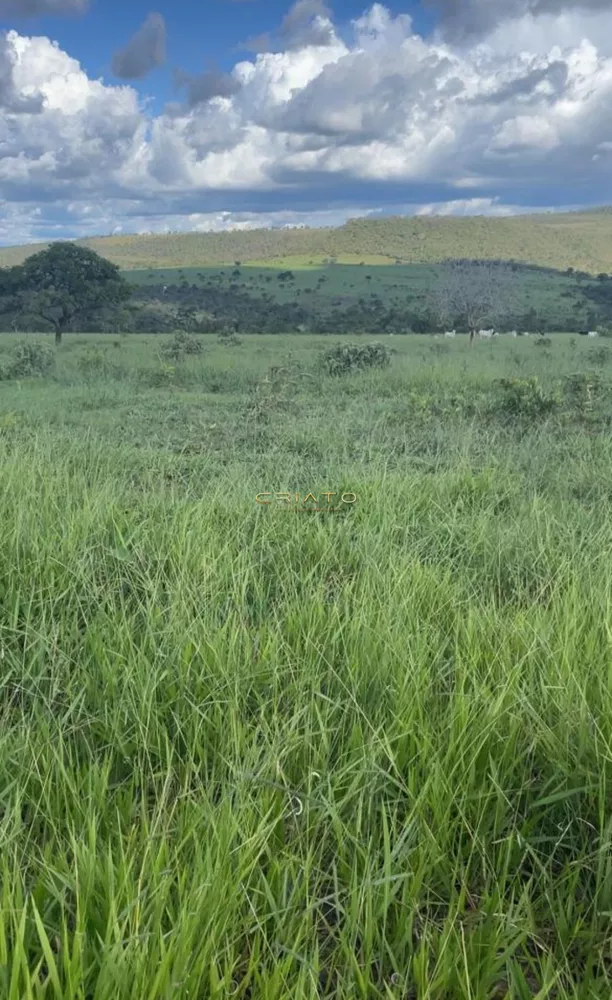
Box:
320;340;391;375
429;340;451;355
5;209;612;274
217;330;242;346
119;259;612;336
246;354;310;420
2;242;132;343
131;307;176;333
562;370;606;421
1;333;612;996
495;376;561;419
161;330;204;360
587;345;610;367
0;339;55;379
147;361;177;387
175;304;198;331
76;345;122;380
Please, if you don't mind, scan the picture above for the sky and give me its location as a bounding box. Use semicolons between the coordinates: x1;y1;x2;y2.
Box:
0;0;612;245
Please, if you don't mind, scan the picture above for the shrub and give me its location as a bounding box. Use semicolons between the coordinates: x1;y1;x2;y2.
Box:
132;309;175;333
495;377;561;419
161;330;203;360
320;341;391;376
562;370;606;419
429;341;451;355
217;332;242;347
1;340;55;379
534;337;552;347
77;346;122;380
246;355;311;420
147;362;177;387
587;346;609;367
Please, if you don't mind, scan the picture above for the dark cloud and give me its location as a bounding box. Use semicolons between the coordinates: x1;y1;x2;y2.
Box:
428;0;612;40
173;67;241;107
478;60;569;104
278;0;335;49
267;48;455;144
0;32;43;111
239;0;335;53
111;12;166;80
0;0;86;14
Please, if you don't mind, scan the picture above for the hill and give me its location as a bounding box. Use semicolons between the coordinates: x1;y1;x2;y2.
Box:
1;209;612;274
124;261;605;334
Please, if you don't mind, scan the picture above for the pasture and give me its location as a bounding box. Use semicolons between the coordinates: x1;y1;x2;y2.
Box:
125;262;602;333
1;331;612;998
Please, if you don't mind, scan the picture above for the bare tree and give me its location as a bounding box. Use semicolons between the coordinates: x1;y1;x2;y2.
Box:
430;260;516;344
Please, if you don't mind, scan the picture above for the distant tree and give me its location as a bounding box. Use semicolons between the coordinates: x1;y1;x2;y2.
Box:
176;304;198;331
8;242;132;345
430;260;515;342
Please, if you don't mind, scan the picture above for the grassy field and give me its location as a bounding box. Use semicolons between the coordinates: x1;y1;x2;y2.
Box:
2;207;612;273
125;262;601;331
2;331;612;997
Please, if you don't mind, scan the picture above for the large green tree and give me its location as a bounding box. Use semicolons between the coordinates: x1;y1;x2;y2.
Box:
8;242;132;344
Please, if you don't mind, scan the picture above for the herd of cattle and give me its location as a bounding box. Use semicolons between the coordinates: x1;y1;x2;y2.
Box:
439;329;599;339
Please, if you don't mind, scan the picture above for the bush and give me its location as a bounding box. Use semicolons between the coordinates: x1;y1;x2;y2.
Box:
1;340;55;379
77;346;121;380
495;377;561;419
562;371;606;419
161;330;204;360
147;362;177;387
587;346;610;367
217;332;242;347
320;341;391;376
132;309;175;333
429;341;451;355
246;356;311;420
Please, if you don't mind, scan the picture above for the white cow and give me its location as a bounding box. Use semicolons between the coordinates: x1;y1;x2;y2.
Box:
588;331;599;337
444;330;456;338
522;331;530;337
478;328;494;339
509;330;518;337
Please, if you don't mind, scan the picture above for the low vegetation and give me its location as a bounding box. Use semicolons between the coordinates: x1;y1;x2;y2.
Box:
3;243;612;337
319;340;391;375
2;207;612;272
0;332;612;997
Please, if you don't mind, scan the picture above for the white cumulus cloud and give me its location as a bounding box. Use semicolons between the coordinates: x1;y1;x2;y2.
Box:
1;1;612;244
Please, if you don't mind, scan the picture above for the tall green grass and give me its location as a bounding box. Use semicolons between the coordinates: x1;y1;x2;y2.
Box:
1;334;612;997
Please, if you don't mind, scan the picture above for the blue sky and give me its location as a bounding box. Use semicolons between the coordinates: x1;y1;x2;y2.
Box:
0;0;611;244
0;0;436;111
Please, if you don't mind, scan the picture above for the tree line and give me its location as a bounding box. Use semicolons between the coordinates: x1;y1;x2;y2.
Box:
0;243;609;339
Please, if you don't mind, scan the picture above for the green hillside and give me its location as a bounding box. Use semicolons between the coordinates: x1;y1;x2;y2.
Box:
2;208;612;274
126;262;605;334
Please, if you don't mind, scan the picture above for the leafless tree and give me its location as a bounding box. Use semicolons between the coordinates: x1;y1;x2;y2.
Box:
430;260;516;344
